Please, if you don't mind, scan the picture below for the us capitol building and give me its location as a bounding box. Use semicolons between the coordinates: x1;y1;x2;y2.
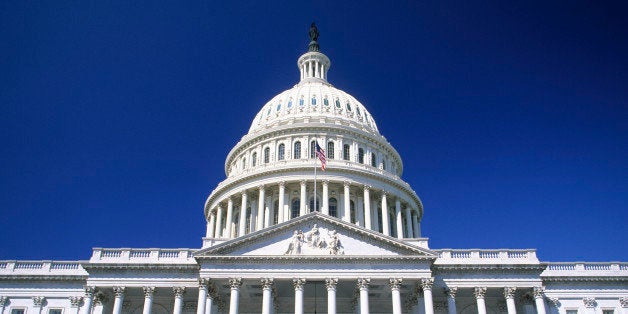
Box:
1;26;626;314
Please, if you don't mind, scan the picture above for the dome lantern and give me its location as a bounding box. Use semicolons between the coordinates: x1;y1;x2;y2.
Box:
298;23;331;83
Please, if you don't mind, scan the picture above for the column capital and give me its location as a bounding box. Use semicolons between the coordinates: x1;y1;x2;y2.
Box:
300;180;307;186
258;184;265;191
343;180;351;187
503;287;517;299
143;286;156;297
261;278;274;289
583;297;596;308
241;190;247;197
279;181;285;187
32;296;45;307
619;297;628;308
113;286;126;297
533;286;545;299
474;287;487;299
229;278;243;289
357;278;370;290
293;278;307;290
382;190;388;196
325;278;338;290
446;287;458;298
173;287;186;297
198;278;210;289
322;179;329;186
389;278;403;290
0;296;8;307
421;277;434;291
84;286;96;297
363;185;371;191
93;293;105;306
69;296;82;307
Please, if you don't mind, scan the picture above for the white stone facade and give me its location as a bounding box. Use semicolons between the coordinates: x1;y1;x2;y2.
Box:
1;31;626;314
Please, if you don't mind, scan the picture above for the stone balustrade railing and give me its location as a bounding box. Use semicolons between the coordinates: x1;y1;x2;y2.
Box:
0;261;88;276
542;262;628;276
89;248;197;264
434;249;539;264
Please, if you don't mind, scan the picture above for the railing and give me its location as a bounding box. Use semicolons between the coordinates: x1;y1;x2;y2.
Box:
435;249;539;264
0;261;86;275
90;248;196;263
544;262;628;275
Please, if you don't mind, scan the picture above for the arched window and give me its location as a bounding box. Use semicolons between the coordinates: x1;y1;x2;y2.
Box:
310;141;316;158
264;147;270;163
309;196;320;212
335;99;341;108
327;141;335;159
252;152;257;167
294;141;301;159
371;153;377;167
299;97;304;106
377;207;383;233
288;99;293;108
343;144;350;161
242;157;246;169
358;148;364;164
329;198;338;218
273;201;279;225
311;96;316;105
346;102;352;111
278;144;285;160
350;200;356;223
324;98;329;106
276;103;281;111
291;199;300;219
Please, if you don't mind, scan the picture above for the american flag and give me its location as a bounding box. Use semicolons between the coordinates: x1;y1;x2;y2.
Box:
315;141;326;170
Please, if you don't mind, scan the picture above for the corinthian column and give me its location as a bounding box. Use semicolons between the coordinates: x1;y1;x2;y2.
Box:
474;287;487;314
196;278;208;314
322;180;329;215
504;287;517;314
261;278;274;314
172;287;185;314
395;199;403;238
343;182;351;222
215;205;223;238
404;205;413;238
421;278;435;314
363;186;371;230
112;287;125;314
81;286;95;314
300;180;307;216
358;278;370;314
228;278;242;314
446;287;457;314
293;278;306;314
257;186;265;230
381;192;390;236
326;278;338;314
238;192;248;236
68;297;82;314
534;287;547;314
390;278;403;314
206;210;216;238
225;198;234;238
142;287;156;314
278;182;285;223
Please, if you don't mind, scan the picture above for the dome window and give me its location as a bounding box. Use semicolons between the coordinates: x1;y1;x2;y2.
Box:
242;157;246;169
370;153;377;167
311;96;317;105
329;197;338;217
335;99;341;108
358;148;364;163
252;152;257;167
324;98;329;106
288;99;293;108
267;108;271;116
310;141;316;158
291;199;300;219
276;103;281;111
356;107;361;116
294;141;301;159
264;147;270;163
343;144;350;161
309;196;320;212
299;97;304;106
327;141;335;159
278;144;285;160
346;102;352;111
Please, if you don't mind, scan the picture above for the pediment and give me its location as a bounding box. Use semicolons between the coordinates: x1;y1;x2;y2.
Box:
195;212;436;258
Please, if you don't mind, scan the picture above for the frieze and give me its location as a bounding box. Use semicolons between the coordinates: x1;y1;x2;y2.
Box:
284;225;344;255
583;297;596;308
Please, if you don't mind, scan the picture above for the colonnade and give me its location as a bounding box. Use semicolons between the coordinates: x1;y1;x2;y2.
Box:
206;180;422;240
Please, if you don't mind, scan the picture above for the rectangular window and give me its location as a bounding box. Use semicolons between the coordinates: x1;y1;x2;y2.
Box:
566;310;578;314
343;144;350;161
602;310;614;314
49;309;63;314
11;310;26;314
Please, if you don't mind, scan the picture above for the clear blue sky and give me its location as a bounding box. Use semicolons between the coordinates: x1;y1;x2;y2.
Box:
1;1;626;261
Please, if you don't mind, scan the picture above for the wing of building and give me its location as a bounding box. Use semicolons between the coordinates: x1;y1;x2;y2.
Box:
1;25;626;314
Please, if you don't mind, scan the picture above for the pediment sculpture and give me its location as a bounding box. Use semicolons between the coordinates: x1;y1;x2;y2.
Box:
284;224;344;255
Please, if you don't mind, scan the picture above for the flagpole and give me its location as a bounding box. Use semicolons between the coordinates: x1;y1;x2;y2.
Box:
314;138;317;212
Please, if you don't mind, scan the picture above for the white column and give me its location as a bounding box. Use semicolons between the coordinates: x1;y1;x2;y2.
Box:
381;193;390;236
142;287;155;314
326;278;338;314
261;278;273;314
173;287;185;314
416;289;425;314
215;205;223;238
390;278;403;314
293;278;306;314
534;287;547;314
404;205;413;238
446;287;457;314
205;291;214;314
228;278;242;314
475;287;487;314
412;212;420;237
343;182;351;222
363;186;371;230
197;279;208;314
112;287;125;314
68;297;82;314
278;182;285;223
257;186;265;230
322;180;329;215
504;287;517;314
358;278;370;314
238;192;248;236
422;278;435;314
300;180;307;216
91;296;103;314
206;210;216;238
395;199;403;238
225;198;234;238
81;286;95;314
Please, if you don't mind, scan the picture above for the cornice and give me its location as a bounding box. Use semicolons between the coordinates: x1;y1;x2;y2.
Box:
433;264;546;272
541;276;628;283
81;263;200;271
199;255;435;263
0;275;87;281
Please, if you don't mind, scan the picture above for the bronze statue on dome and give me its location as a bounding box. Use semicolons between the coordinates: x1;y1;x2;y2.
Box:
308;22;320;52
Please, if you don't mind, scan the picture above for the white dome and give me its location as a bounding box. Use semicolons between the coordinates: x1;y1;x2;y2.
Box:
247;51;379;135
